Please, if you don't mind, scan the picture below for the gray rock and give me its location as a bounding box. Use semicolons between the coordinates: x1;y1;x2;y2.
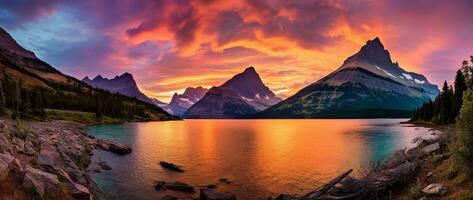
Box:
155;181;194;193
422;143;440;154
0;153;14;180
97;139;132;155
24;141;37;156
200;189;237;200
69;182;93;200
38;149;64;168
422;183;447;196
0;134;11;153
427;172;434;179
22;166;60;197
11;137;25;153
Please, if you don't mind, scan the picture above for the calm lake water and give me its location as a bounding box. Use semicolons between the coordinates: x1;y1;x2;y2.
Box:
86;119;436;200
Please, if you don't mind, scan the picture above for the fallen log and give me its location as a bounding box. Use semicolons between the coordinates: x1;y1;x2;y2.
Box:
300;169;353;200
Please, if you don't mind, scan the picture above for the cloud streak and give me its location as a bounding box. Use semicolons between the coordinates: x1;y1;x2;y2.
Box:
1;0;472;102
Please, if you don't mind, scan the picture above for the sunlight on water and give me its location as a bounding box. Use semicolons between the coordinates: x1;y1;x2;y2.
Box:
87;119;435;200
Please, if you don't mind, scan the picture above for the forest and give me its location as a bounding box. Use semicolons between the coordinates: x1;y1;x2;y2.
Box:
0;55;174;121
411;56;473;124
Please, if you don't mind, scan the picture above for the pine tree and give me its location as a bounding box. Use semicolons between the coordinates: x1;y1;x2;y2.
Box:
453;69;468;119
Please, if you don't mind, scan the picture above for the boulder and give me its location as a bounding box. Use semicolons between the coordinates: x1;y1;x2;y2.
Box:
155;181;194;193
422;183;447;196
200;189;237;200
97;139;132;155
422;143;440;155
11;137;25;153
22;166;60;197
24;141;37;156
38;149;64;168
0;153;14;180
69;183;93;200
0;134;11;153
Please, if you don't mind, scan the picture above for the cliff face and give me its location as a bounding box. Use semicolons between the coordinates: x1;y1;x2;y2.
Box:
0;119;129;199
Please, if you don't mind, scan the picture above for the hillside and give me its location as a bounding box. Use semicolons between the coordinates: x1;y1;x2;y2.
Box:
0;27;176;122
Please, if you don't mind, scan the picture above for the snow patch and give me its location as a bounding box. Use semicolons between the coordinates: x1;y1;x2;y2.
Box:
255;93;261;99
375;65;396;78
178;97;194;105
414;79;425;84
241;96;254;102
402;73;413;80
265;95;270;100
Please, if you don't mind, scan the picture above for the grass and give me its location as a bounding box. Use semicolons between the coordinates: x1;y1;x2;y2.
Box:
44;109;123;124
403;180;423;200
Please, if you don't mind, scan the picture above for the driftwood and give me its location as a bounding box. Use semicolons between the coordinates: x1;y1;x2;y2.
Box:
300;169;353;200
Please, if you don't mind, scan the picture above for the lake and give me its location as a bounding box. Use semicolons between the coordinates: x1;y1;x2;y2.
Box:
86;119;437;200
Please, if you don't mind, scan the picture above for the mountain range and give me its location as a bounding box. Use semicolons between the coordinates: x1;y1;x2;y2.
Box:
254;37;439;118
0;27;174;121
82;73;167;107
163;86;208;116
183;67;282;118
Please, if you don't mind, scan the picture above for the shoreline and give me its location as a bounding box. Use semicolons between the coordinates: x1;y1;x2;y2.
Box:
271;122;454;200
0;118;133;200
1;118;457;200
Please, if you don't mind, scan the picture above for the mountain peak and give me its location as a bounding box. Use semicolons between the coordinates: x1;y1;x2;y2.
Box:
342;37;393;68
120;72;133;78
244;66;256;73
0;27;37;59
93;75;105;81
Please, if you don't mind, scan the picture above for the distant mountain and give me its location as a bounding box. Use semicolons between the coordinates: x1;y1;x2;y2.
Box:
183;67;281;118
255;37;439;118
164;86;208;116
82;73;167;107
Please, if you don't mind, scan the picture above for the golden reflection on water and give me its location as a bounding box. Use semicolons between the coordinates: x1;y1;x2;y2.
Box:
90;119;434;200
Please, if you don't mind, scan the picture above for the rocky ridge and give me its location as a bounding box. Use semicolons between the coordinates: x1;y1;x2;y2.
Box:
0;119;131;200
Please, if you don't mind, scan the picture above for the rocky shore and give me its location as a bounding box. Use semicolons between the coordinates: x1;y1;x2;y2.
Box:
270;124;453;200
0;119;131;200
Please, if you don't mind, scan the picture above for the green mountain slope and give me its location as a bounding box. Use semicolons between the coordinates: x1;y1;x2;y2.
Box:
0;27;176;122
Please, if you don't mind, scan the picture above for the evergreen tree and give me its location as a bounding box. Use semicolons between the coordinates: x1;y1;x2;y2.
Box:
453;69;468;118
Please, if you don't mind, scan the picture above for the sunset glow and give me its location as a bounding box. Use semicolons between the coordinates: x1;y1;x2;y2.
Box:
1;0;472;102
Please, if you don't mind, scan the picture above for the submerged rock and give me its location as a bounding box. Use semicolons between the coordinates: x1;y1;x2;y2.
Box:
200;189;237;200
159;161;184;172
155;181;194;193
97;139;132;155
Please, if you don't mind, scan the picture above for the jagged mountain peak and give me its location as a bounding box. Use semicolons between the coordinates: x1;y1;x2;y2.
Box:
343;37;393;68
220;66;275;99
92;75;105;81
117;72;134;79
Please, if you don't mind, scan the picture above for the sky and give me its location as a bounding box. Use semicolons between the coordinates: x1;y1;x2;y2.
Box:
1;0;472;102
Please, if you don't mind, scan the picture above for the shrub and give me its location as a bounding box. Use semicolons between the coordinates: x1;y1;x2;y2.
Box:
451;89;473;178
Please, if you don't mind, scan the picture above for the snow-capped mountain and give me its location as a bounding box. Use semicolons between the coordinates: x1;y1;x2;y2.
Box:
183;67;282;118
164;86;208;116
255;37;439;118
